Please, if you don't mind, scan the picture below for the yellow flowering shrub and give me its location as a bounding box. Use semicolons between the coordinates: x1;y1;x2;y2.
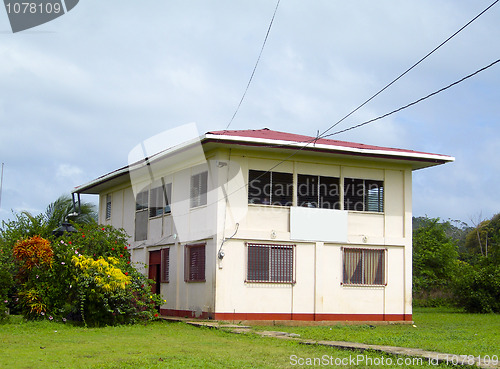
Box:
72;255;131;292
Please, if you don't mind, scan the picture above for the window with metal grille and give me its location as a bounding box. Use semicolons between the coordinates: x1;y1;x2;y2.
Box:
297;174;340;209
105;194;112;220
135;190;148;241
342;248;386;285
248;170;293;206
149;183;172;218
246;243;295;283
185;244;205;282
161;248;170;283
190;171;208;208
344;178;384;212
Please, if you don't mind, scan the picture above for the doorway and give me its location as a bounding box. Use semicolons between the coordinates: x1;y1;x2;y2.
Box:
148;250;161;298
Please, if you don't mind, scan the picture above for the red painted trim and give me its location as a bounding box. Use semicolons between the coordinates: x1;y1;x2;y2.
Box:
160;308;211;319
159;309;412;322
212;312;413;322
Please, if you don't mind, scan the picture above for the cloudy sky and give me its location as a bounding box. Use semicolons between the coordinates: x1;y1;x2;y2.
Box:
0;0;499;226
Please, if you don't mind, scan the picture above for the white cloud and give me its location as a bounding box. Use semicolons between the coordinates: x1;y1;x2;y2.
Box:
0;0;498;224
56;164;83;179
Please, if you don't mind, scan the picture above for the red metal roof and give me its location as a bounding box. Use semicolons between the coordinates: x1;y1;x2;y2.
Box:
207;128;447;157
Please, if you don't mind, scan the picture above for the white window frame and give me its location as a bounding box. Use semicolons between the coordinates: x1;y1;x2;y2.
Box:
190;171;208;208
149;182;172;218
105;194;112;220
342;247;386;286
246;243;296;284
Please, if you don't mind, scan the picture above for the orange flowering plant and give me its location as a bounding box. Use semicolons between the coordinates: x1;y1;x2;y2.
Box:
13;235;54;270
2;221;163;325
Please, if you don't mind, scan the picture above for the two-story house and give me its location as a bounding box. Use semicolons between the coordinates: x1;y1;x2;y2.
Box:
73;128;453;322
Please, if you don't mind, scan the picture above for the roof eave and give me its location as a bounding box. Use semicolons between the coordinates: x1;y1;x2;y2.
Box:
202;133;455;169
74;132;454;194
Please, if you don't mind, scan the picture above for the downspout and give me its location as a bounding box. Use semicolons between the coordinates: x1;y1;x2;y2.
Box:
313;242;317;321
214;149;233;319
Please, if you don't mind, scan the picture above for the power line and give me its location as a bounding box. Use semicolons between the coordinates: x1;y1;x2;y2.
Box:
318;0;499;139
157;2;499;219
323;58;500;138
225;0;281;130
208;58;500;216
136;58;500;222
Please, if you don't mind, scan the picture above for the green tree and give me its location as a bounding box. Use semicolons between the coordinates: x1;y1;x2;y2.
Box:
0;194;96;318
453;260;500;313
454;213;500;313
465;213;500;262
412;217;458;298
0;194;96;243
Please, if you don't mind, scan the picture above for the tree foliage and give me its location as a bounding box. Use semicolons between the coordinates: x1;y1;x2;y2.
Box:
412;218;458;296
413;214;500;313
0;195;163;325
464;213;500;262
0;194;97;242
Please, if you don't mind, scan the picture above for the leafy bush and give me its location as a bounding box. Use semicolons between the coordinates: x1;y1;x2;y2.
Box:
0;268;12;322
453;259;500;313
413;218;458;296
1;221;163;326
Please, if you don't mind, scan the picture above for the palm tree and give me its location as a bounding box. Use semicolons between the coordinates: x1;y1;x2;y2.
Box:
1;195;97;241
44;194;97;234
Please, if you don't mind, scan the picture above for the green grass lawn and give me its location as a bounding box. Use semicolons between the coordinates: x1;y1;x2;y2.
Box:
0;308;496;369
254;307;500;358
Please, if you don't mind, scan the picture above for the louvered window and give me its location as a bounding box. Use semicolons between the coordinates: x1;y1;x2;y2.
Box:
190;172;208;208
248;170;293;206
342;248;386;285
246;243;295;283
160;248;170;283
344;178;384;212
297;175;340;209
150;183;172;218
185;244;205;282
105;194;112;220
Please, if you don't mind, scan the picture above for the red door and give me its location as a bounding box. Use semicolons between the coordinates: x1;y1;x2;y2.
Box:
148;251;161;296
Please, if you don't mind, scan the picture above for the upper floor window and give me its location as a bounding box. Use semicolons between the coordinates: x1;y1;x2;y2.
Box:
135;189;148;241
344;178;384;212
150;183;172;218
105;194;112;220
136;190;149;211
297;175;340;209
248;170;293;206
190;171;208;208
342;248;386;286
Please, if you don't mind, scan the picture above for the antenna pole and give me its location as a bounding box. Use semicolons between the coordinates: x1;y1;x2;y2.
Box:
0;163;4;209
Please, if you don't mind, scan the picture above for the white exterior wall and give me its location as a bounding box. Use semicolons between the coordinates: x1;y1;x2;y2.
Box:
214;150;413;320
96;155;221;318
95;146;413;321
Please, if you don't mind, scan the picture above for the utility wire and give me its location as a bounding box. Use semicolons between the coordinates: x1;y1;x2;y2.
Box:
225;0;281;130
318;0;499;139
136;58;500;222
202;58;500;218
323;58;500;138
138;2;498;220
